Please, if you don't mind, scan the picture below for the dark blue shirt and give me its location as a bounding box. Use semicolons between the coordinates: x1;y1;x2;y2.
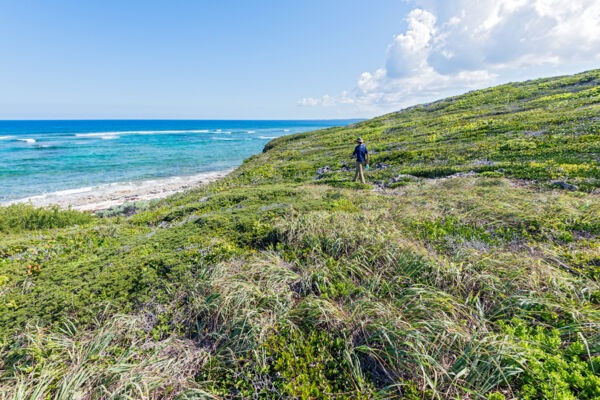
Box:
353;144;368;163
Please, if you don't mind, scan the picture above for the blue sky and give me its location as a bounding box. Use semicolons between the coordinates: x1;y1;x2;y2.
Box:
1;0;599;119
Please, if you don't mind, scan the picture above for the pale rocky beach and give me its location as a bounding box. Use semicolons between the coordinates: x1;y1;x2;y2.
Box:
3;169;232;212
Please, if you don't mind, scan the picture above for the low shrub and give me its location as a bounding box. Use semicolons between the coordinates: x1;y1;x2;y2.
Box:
500;319;600;400
0;204;93;233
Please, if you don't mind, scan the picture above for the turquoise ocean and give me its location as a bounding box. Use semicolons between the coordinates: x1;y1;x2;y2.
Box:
0;120;359;203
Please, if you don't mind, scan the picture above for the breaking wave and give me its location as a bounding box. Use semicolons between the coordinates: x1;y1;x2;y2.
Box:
74;130;210;137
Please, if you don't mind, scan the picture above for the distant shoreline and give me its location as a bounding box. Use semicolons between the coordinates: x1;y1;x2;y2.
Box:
1;119;358;208
2;169;233;212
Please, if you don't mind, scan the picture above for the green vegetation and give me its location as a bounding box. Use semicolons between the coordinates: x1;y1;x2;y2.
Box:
0;204;93;234
1;70;599;399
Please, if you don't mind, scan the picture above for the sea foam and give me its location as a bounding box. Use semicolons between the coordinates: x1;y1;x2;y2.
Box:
17;138;36;144
74;129;210;137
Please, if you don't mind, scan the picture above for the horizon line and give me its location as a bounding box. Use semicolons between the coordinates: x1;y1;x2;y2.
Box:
0;117;366;122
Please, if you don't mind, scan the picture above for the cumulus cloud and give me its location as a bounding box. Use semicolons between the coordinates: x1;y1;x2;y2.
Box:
427;0;600;73
386;9;437;78
300;0;600;114
298;91;354;107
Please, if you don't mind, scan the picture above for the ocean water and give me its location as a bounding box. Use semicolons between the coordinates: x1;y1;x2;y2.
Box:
0;120;359;203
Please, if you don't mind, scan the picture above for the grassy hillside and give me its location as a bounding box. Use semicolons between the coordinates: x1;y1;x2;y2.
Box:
1;70;600;399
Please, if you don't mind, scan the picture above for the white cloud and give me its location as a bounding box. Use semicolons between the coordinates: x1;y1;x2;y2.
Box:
386;9;437;78
299;0;600;114
298;91;354;107
429;0;600;73
298;97;320;107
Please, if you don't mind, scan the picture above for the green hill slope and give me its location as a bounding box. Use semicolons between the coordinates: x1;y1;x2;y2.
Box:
239;69;600;189
1;70;600;399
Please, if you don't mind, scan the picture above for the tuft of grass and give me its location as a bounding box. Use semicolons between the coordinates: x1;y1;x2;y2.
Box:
0;315;215;400
0;204;93;234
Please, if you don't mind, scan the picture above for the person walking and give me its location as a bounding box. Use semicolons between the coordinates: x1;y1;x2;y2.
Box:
351;137;369;184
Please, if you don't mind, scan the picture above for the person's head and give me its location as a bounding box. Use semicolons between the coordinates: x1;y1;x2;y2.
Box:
355;137;364;144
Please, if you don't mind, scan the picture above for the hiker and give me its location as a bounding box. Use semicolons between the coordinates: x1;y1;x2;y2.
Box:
351;137;369;184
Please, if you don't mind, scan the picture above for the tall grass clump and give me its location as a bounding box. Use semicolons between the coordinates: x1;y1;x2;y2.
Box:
0;315;215;400
0;204;93;234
